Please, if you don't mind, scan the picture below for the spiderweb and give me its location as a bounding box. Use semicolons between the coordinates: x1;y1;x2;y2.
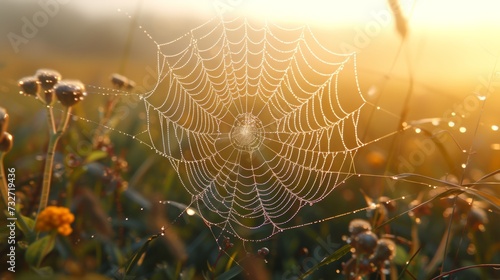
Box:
94;15;380;241
81;11;499;244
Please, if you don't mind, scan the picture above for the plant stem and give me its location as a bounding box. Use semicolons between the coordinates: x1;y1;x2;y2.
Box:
1;152;32;235
0;152;7;206
36;107;72;221
46;105;56;134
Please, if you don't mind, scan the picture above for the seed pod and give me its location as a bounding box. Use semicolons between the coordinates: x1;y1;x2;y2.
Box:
18;76;40;96
370;238;396;266
0;132;13;153
54;80;87;107
36;69;61;90
352;231;378;256
111;73;129;89
348;219;372;236
0;107;8;140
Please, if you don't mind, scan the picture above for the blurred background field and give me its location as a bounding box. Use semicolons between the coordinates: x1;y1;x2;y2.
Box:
0;0;499;279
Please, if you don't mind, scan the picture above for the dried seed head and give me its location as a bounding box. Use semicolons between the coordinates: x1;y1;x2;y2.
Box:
111;73;129;89
371;238;396;266
352;231;378;256
36;69;61;90
18;76;40;96
54;80;87;107
0;132;13;153
111;73;136;90
0;107;8;139
349;219;372;236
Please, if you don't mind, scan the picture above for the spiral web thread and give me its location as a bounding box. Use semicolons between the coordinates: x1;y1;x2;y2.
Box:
98;15;376;241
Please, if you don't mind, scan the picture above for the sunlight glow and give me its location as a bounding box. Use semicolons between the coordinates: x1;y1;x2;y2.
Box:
243;0;393;24
240;0;500;28
491;144;500;150
76;0;497;34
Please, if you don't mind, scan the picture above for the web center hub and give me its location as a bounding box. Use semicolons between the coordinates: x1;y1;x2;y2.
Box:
230;113;265;153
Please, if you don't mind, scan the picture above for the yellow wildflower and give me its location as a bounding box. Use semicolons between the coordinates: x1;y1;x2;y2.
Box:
35;206;75;236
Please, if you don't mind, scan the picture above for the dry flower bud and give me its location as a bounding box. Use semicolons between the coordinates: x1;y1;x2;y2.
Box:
371;238;396;266
0;107;8;140
0;132;13;153
18;76;40;96
54;80;87;107
352;231;378;256
349;219;372;236
111;73;128;88
36;68;61;90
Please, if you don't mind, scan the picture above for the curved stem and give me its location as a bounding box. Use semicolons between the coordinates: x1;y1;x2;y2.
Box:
36;107;72;222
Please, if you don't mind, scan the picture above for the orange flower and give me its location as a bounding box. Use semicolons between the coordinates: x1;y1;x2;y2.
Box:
35;206;75;236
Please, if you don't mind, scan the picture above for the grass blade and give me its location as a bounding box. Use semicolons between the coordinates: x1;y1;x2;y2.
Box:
298;244;351;279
